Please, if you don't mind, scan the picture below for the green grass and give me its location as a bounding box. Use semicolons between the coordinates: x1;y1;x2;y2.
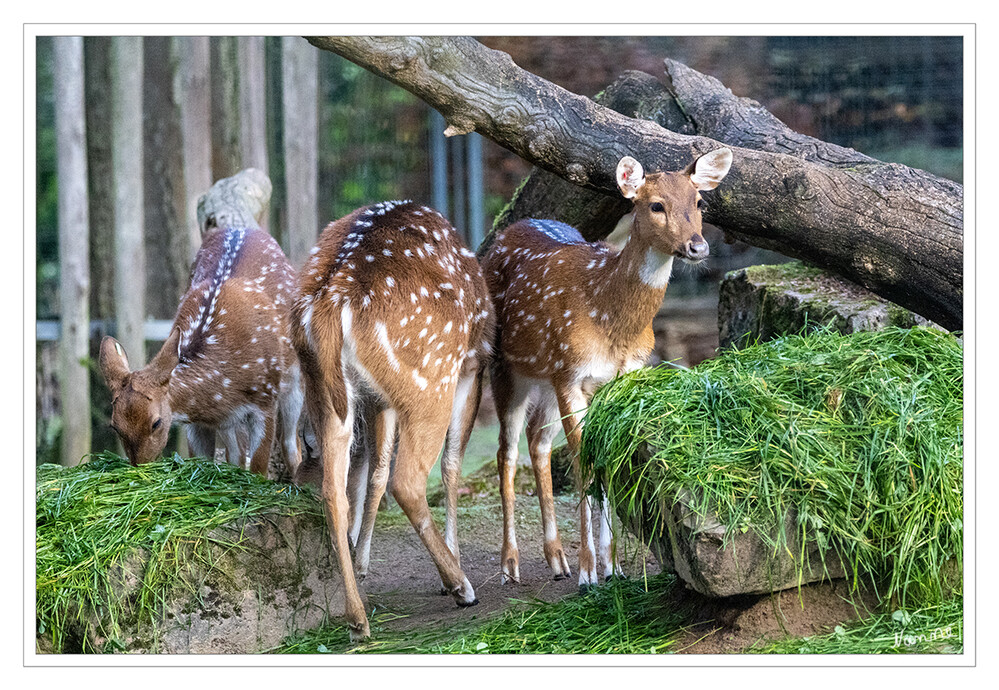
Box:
271;573;692;654
581;326;963;609
749;597;963;654
35;452;323;653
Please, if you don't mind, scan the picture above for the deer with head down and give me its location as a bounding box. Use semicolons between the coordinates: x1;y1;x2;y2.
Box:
292;200;493;641
99;226;303;476
482;148;733;589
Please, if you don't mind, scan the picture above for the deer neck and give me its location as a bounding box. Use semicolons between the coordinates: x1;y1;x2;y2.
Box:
588;217;673;347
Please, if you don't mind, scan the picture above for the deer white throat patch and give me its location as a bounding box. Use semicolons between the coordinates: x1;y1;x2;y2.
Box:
638;248;674;289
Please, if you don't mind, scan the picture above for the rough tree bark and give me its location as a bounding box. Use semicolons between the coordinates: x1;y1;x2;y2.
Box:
143;37;190;320
54;36;90;466
306;36;963;331
84;37;115;323
210;37;242;180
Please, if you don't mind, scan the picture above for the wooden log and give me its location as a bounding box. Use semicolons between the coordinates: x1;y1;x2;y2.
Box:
196;168;272;237
306;37;963;331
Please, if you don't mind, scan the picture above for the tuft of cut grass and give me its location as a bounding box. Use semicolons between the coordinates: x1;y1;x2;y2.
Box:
271;573;692;654
581;326;963;608
749;597;963;654
35;452;323;652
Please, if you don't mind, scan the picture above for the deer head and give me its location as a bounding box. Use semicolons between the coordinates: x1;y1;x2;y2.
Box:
99;329;182;465
616;147;732;263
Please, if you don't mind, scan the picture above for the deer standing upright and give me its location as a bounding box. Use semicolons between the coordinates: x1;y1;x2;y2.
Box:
482;148;732;588
291;200;494;641
99;226;303;476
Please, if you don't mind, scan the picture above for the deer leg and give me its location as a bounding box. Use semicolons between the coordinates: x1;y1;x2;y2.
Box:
392;415;477;607
554;383;598;590
313;388;369;641
599;493;624;580
346;411;372;549
277;362;304;477
186;424;216;460
442;371;482;561
354;406;396;579
526;388;571;579
248;405;276;476
492;364;531;584
218;423;242;469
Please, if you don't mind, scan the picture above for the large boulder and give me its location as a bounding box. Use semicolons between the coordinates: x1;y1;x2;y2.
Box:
37;513;347;654
719;261;937;350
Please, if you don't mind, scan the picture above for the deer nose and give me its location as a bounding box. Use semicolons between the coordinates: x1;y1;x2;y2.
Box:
685;235;709;261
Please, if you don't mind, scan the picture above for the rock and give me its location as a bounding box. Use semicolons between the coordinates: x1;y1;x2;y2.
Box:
661;488;846;598
718;262;938;350
620;445;846;599
41;512;347;654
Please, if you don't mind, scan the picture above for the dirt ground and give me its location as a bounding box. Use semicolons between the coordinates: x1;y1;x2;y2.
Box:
344;396;878;654
267;318;878;654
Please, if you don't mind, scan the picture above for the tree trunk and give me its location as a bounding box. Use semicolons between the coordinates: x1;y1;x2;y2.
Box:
238;37;269;174
281;37;319;266
210;37;241;180
143;37;190;321
174;36;212;264
54;36;90;466
111;36;146;364
84;37;115;323
306;36;963;331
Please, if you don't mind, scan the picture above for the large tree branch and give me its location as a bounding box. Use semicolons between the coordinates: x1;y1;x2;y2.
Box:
307;36;963;331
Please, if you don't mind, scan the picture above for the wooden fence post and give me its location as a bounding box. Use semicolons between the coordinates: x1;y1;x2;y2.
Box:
239;36;269;174
111;36;146;366
174;36;212;264
54;36;90;466
281;37;318;266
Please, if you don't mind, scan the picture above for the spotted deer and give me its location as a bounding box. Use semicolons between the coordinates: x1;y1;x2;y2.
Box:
99;226;303;476
482;148;733;589
291;200;494;641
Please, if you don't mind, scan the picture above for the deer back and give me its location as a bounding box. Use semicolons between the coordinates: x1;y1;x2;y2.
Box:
292;201;493;422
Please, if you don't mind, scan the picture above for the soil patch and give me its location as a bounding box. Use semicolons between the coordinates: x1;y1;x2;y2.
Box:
348;419;880;654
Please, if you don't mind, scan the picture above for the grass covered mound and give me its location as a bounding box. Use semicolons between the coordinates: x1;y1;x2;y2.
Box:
581;326;963;607
35;452;322;653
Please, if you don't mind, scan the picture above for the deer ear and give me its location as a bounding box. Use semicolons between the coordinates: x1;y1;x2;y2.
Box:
99;336;131;392
616;156;646;199
689;148;733;190
149;328;181;387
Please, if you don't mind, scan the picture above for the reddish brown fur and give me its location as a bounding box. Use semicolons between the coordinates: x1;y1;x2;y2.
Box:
291;200;493;641
99;227;303;475
482;150;732;587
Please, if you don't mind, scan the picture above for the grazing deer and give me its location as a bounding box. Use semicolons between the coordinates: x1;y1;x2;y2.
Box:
291;200;493;641
99;226;303;477
482;148;733;588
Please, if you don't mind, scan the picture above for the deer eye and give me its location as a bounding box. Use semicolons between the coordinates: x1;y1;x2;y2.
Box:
152;419;163;431
697;198;706;210
650;202;665;213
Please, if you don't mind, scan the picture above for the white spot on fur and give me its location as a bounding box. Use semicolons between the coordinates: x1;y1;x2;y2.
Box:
375;321;400;372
